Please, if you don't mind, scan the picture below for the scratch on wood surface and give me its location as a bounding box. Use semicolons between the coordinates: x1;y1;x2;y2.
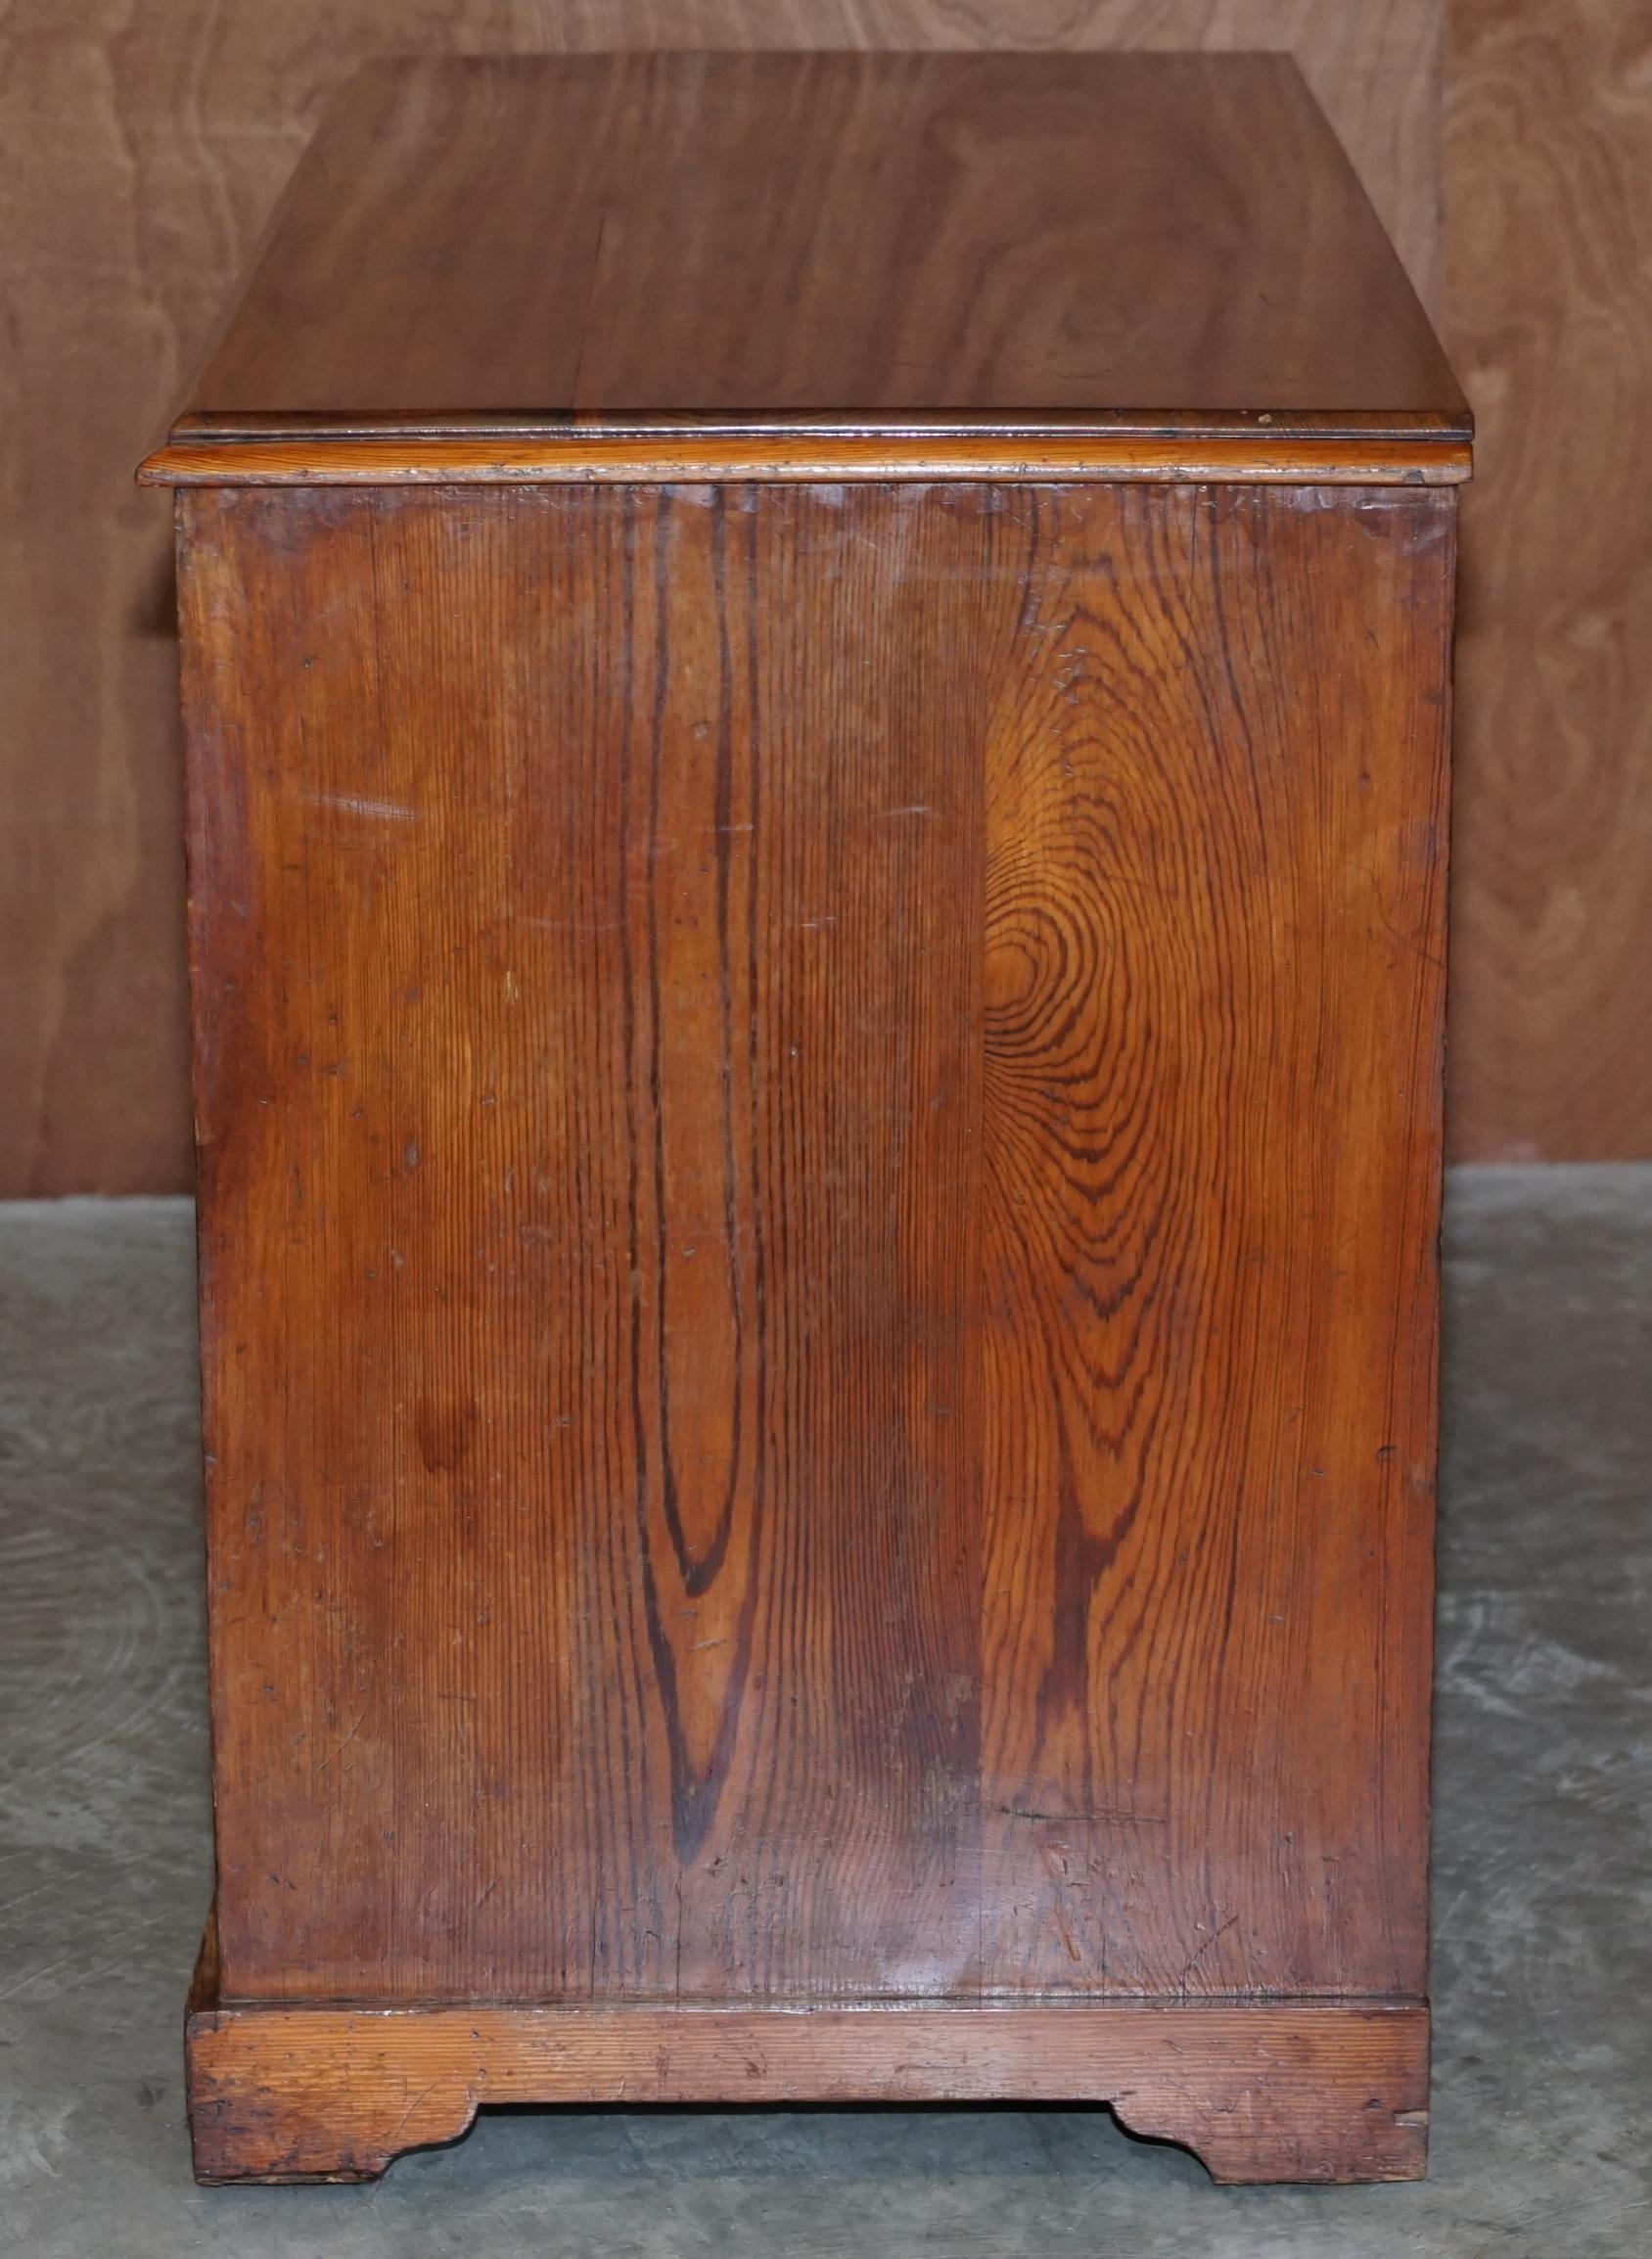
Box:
308;792;418;821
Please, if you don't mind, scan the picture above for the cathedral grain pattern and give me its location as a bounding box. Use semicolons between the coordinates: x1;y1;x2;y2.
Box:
977;485;1448;1999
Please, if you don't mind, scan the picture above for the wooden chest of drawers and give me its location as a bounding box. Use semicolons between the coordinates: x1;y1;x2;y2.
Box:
142;50;1469;2187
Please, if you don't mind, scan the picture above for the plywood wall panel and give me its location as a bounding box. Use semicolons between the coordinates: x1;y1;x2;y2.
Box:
1;2;1443;1193
1446;0;1652;1159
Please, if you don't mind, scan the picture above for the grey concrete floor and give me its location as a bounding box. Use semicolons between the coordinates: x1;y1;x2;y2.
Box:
1;1171;1648;2257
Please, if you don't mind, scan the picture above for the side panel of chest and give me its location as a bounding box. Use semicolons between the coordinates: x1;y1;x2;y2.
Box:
178;481;1450;2009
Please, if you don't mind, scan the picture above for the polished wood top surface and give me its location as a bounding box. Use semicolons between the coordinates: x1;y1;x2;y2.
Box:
147;51;1469;483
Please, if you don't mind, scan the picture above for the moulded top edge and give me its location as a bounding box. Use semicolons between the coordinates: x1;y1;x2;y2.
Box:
138;425;1472;489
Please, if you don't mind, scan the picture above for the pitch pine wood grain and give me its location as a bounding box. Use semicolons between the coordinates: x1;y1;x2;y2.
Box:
178;480;1449;2018
1;0;1446;1192
1446;0;1652;1159
182;482;1006;2004
975;484;1449;2001
169;53;1464;440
